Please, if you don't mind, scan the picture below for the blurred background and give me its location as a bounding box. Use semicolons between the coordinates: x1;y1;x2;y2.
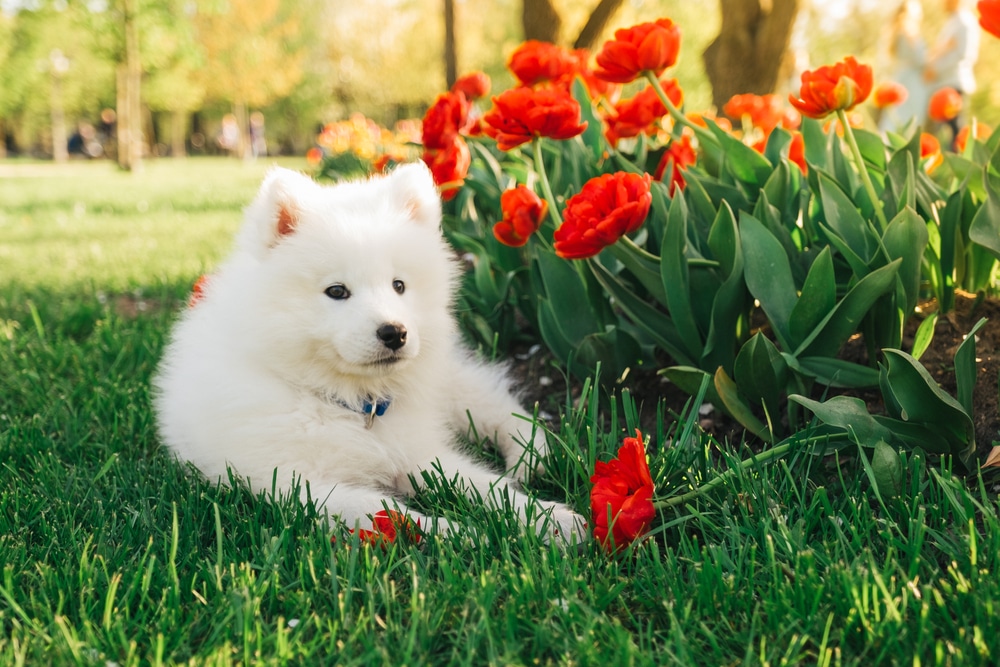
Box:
0;0;996;168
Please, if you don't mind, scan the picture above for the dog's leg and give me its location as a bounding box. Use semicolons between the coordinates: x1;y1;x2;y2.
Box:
402;450;588;544
443;356;548;482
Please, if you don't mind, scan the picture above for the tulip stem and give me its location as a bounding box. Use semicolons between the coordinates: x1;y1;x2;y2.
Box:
533;138;563;227
643;71;718;148
836;109;889;231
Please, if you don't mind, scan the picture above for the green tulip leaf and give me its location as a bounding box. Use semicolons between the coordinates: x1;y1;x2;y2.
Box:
533;246;602;343
702;203;748;372
795;258;901;358
853;128;888;173
800;117;827;169
794;356;880;388
714;366;772;442
589;259;692;365
661;365;723;407
954;317;987;417
881;206;929;316
708;120;775;188
661;194;703;361
790;394;895;446
878;348;974;467
968;166;1000;262
789;247;836;346
734;333;788;415
818;172;875;263
707;200;738;278
869;439;904;498
740;212;797;350
910;312;939;360
572;78;609;163
936;192;963;313
818;222;871;279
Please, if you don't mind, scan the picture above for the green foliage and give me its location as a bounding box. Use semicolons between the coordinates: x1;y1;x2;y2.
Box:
790;317;986;474
439;53;1000;456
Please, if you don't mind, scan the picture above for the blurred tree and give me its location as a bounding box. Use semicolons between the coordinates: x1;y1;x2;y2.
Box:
444;0;457;88
522;0;625;48
0;13;15;158
703;0;799;110
320;0;447;125
195;0;307;159
1;3;114;159
84;0;162;170
142;0;206;157
120;0;142;170
522;0;561;43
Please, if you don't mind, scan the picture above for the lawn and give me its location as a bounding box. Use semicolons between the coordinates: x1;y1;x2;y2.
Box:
1;158;999;666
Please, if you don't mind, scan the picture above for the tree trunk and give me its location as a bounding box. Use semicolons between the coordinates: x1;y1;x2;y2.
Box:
171;110;186;157
444;0;457;88
117;0;143;171
522;0;561;44
703;0;799;112
116;64;128;167
234;100;249;161
50;67;69;163
573;0;625;50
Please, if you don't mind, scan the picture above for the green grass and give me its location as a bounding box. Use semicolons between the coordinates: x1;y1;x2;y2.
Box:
3;159;1000;665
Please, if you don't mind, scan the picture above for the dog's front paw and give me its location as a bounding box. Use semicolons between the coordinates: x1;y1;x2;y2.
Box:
537;502;589;545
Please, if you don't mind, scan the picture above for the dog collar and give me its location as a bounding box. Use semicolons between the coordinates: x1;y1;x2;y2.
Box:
335;396;391;429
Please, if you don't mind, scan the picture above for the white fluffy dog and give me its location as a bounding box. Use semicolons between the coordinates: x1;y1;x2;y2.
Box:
153;163;585;541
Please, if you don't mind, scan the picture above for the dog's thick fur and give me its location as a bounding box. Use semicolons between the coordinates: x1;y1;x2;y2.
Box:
153;164;585;540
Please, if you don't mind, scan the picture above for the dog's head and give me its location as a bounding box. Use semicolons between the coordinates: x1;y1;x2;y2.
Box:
227;163;458;392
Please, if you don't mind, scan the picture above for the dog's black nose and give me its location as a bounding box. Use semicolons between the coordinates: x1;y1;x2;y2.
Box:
376;323;407;351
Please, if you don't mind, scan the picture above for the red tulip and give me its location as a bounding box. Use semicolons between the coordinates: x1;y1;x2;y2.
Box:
781;107;802;130
482;86;587;151
653;134;696;195
604;79;683;145
787;131;807;174
788;56;873;119
920;132;944;172
493;185;548;247
422;136;470;201
979;0;1000;38
920;132;940;158
955;122;992;152
305;146;323;166
422;91;471;151
553;172;652;259
507;40;578;87
568;48;620;100
451;71;491;100
188;275;210;308
928;87;963;122
872;81;909;109
345;510;422;547
590;429;655;552
723;93;783;131
594;18;682;84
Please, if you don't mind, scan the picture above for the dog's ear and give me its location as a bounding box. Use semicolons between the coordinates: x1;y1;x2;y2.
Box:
241;168;319;252
388;162;442;227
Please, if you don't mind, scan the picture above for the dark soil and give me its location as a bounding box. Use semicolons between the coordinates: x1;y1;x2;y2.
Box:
509;292;1000;462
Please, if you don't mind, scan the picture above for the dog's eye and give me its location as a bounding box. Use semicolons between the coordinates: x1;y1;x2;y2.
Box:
325;284;350;300
392;279;405;295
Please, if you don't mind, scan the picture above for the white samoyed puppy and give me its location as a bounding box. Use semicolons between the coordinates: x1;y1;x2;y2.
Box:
153;163;586;541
